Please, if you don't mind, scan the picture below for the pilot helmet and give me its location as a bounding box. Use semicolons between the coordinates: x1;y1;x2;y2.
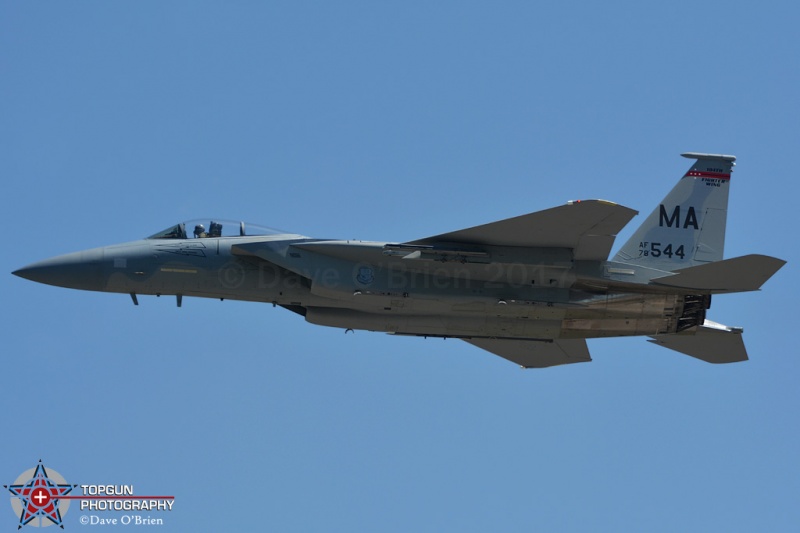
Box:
193;224;206;237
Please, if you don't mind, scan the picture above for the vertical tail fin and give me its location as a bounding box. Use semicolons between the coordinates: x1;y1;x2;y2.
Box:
613;152;736;270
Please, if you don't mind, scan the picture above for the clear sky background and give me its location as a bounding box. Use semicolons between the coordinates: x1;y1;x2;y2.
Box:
2;1;798;531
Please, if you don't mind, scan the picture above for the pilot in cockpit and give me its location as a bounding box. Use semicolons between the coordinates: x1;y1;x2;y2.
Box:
194;222;223;238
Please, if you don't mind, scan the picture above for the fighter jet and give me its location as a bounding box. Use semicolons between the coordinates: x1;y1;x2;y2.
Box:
13;153;785;368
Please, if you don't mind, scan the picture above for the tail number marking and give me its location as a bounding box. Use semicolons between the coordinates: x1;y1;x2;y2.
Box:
638;242;686;259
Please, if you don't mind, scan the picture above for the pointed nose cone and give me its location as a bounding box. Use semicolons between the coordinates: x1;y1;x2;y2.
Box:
13;248;106;291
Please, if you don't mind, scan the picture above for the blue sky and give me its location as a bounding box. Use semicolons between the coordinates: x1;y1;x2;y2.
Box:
2;1;798;531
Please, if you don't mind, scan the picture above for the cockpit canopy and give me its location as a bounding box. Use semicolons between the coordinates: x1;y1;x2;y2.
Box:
147;219;286;240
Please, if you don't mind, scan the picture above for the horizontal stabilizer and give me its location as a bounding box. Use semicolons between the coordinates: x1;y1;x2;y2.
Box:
648;321;747;363
462;338;592;368
649;254;786;292
408;200;637;261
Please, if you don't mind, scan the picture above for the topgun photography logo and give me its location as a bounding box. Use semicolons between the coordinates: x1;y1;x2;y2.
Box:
5;461;174;529
4;460;76;529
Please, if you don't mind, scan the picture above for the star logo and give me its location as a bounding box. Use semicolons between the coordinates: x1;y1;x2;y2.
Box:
5;461;77;529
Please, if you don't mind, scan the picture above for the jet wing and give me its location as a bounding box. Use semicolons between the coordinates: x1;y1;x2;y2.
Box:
407;200;637;261
462;338;592;368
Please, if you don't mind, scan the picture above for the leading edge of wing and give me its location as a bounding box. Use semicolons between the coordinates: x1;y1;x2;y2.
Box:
407;200;637;260
463;338;592;368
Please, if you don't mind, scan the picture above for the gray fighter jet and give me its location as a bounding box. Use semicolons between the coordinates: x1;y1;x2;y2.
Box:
13;153;785;368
